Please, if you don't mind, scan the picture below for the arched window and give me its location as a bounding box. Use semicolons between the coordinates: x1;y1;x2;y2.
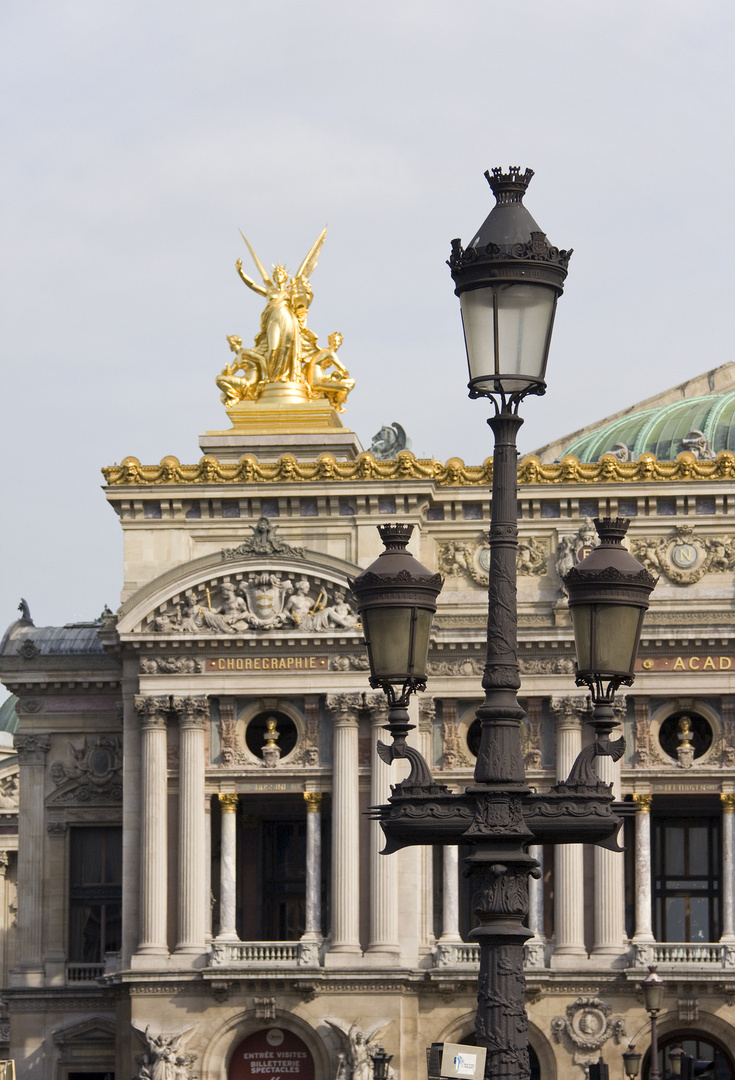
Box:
646;1032;735;1080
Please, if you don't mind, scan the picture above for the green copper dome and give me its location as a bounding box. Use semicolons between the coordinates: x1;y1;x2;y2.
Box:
563;388;735;462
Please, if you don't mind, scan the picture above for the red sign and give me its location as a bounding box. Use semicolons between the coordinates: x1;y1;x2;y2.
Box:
229;1028;315;1080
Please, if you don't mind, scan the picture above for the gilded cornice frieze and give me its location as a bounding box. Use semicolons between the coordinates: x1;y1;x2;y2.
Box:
101;450;735;487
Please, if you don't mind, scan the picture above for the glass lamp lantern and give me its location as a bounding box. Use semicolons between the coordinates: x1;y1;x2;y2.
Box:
641;965;665;1013
448;166;572;401
622;1046;642;1080
564;518;657;700
349;523;443;704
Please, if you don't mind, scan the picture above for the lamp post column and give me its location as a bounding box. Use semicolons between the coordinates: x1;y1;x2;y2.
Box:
467;410;537;1080
632;794;655;963
550;696;587;966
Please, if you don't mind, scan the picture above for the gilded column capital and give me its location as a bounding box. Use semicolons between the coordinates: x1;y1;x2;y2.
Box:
218;793;239;813
721;793;735;813
632;793;653;812
14;733;51;763
173;696;209;729
549;696;588;729
134;695;169;729
304;791;323;813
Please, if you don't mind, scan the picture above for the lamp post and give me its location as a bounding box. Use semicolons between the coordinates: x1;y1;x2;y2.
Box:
641;966;665;1080
353;167;656;1080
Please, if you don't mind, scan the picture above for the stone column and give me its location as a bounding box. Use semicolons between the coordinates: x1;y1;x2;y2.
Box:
631;793;654;966
417;697;435;955
303;792;323;941
45;822;68;983
592;738;627;963
366;696;399;960
14;732;50;983
326;696;361;960
174;696;208;956
0;852;10;984
721;794;735;943
134;696;169;957
525;845;546;969
550;697;587;967
217;794;239;941
438;846;461;943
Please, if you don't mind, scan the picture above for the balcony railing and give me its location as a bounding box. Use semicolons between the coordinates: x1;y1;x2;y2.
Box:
633;942;735;968
434;942;547;968
65;962;105;983
209;940;320;967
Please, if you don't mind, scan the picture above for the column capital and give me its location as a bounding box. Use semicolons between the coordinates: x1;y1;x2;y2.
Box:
325;694;361;727
173;696;209;728
135;695;169;729
218;793;239;813
14;733;50;763
304;791;323;813
632;793;653;812
721;793;735;813
419;697;436;733
549;696;588;728
0;851;9;875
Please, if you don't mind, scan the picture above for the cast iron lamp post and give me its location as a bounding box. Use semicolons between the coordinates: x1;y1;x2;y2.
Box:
641;966;665;1080
352;167;656;1080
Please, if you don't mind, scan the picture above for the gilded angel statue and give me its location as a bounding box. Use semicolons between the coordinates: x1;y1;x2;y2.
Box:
220;228;356;411
235;228;326;383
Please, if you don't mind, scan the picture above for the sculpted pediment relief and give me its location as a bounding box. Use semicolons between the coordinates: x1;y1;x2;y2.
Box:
137;567;360;637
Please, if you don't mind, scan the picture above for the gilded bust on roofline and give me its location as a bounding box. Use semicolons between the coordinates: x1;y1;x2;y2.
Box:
215;229;355;413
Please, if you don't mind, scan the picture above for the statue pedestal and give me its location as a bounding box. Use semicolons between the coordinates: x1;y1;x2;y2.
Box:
200;388;364;462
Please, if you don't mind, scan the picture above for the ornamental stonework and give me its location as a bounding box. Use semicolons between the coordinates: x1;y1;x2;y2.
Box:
551;996;626;1069
631;524;735;584
438;535;547;586
49;736;123;804
143;571;359;635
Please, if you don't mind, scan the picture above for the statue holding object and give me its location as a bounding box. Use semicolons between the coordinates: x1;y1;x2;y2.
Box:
217;229;355;413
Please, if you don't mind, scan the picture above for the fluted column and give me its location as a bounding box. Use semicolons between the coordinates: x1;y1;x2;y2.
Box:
303;792;323;941
174;696;208;956
417;697;435;955
592;739;626;962
0;852;8;984
367;700;398;957
326;696;361;960
134;696;169;956
632;794;654;954
217;794;239;941
550;696;587;967
14;733;50;983
525;845;546;968
438;846;461;943
721;794;735;942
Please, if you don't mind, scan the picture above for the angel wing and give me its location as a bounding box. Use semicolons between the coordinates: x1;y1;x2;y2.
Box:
364;1021;389;1048
325;1018;352;1051
295;227;327;284
239;230;272;285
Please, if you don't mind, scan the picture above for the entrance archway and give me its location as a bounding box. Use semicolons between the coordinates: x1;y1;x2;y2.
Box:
645;1031;735;1080
228;1027;315;1080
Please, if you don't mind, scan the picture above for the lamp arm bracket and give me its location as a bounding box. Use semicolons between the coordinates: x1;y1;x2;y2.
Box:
565;735;626;786
377;740;435;790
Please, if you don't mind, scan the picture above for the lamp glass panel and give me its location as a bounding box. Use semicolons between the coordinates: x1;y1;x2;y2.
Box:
592;604;643;674
411;608;433;680
364;607;412;682
642;980;664;1012
460;284;556;392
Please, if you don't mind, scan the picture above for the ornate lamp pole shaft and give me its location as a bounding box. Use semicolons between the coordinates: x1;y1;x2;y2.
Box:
469;408;537;1080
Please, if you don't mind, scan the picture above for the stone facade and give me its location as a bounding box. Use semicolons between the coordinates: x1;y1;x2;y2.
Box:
2;385;735;1079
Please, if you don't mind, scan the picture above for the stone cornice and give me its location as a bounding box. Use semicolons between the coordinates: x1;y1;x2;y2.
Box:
101;450;735;487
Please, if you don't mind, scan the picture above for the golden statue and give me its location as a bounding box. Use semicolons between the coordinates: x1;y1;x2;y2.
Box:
218;229;355;414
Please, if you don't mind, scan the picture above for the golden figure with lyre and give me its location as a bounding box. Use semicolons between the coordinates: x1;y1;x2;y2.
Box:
217;229;355;415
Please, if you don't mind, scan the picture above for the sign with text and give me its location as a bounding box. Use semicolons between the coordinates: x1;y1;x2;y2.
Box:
636;655;735;673
206;655;328;673
229;1028;314;1080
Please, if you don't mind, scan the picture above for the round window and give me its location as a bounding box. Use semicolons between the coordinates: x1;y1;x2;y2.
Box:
658;711;713;761
245;711;299;760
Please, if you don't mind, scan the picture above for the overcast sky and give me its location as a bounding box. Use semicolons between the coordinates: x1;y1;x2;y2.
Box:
2;0;734;633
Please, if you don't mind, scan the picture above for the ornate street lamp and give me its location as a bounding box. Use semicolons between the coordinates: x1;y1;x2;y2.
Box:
371;1047;393;1080
623;1046;643;1080
641;966;665;1080
359;167;639;1080
563;518;657;782
350;524;443;784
